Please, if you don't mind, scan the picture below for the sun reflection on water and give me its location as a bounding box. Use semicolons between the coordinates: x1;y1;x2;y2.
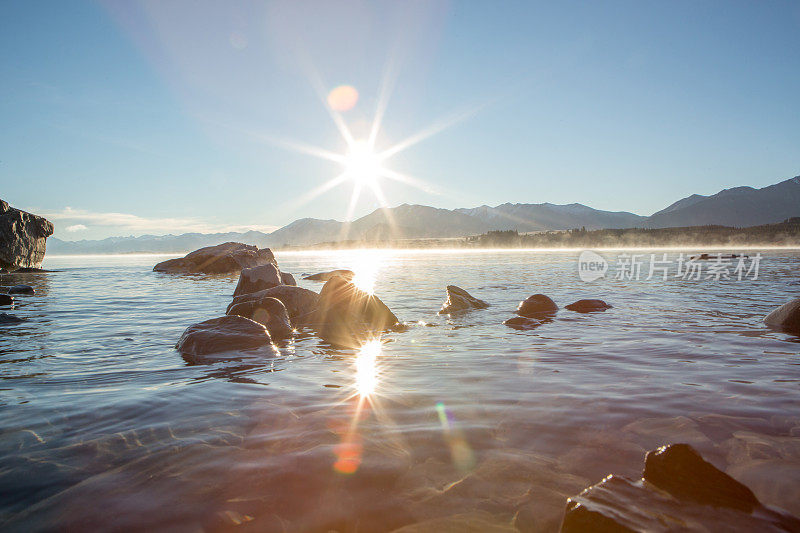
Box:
355;339;381;397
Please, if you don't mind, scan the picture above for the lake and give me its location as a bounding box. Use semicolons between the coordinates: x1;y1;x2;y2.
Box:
1;249;799;531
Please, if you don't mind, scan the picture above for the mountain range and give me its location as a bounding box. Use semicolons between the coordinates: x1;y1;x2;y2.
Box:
49;175;800;254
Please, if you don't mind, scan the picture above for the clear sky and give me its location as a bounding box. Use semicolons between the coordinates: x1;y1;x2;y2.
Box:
2;1;799;240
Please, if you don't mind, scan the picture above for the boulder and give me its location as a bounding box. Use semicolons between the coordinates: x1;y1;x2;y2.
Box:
564;299;612;313
0;312;24;324
312;276;399;347
765;298;800;335
517;294;558;317
227;285;320;323
227;296;293;339
0;199;54;270
303;269;355;282
8;285;34;295
561;443;800;532
280;272;297;286
438;285;489;315
0;294;13;306
175;315;272;356
153;242;275;274
503;316;546;330
233;263;282;297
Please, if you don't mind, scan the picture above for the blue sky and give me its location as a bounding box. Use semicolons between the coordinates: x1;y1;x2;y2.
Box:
2;1;799;240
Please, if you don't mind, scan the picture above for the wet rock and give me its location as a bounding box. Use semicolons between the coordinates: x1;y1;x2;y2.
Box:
503;316;546;330
564;299;612;313
175;315;272;355
153;242;275;274
561;443;800;532
8;285;34;295
764;298;800;335
438;285;489;315
0;199;54;270
227;296;293;339
303;269;355;282
280;272;297;286
233;264;282;297
516;294;558;317
312;276;399;347
227;285;320;323
0;294;13;306
10;267;52;273
0;312;24;324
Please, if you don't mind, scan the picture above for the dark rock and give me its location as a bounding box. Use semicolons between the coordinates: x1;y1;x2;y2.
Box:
233;264;282;297
561;443;800;533
312;276;399;347
227;296;293;339
503;316;547;330
565;299;612;313
153;242;275;274
0;199;54;270
280;272;297;286
0;312;24;324
303;269;355;282
438;285;489;315
175;315;272;356
0;294;13;306
8;285;34;295
765;298;800;335
227;285;320;322
10;267;52;273
517;294;558;317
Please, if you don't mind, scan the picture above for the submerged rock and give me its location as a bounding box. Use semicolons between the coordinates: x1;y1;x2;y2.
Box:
517;294;558;317
227;285;320;322
0;312;24;324
302;269;355;282
561;443;800;532
0;294;13;306
227;296;293;339
280;272;297;286
153;242;275;274
312;276;399;347
564;299;612;313
765;298;800;335
233;263;282;297
503;316;548;330
0;199;54;270
8;285;34;295
438;285;489;315
175;315;272;356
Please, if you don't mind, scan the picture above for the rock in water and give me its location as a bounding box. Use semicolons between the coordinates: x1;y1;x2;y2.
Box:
227;296;293;339
765;298;800;335
175;315;272;356
0;294;13;306
227;285;320;323
233;264;282;297
517;294;558;317
313;276;399;347
438;285;489;315
0;312;24;324
561;443;800;532
564;299;612;313
280;272;297;286
503;316;547;330
0;199;54;270
303;269;355;282
8;285;34;295
153;242;275;274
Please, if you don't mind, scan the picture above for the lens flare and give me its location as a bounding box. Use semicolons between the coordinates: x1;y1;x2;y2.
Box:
351;251;382;295
327;85;359;111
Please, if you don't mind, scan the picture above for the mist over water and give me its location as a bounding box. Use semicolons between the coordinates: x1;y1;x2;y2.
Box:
1;250;799;531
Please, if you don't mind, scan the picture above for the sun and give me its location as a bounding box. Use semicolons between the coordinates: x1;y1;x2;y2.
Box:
344;140;383;186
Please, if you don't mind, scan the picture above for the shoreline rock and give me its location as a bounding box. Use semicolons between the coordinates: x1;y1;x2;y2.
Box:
517;294;558;318
0;312;24;324
564;299;612;313
154;242;275;274
233;264;282;297
764;298;800;335
227;296;293;339
8;285;34;295
175;315;273;356
0;294;13;306
302;269;355;282
226;285;320;323
438;285;489;315
0;199;54;270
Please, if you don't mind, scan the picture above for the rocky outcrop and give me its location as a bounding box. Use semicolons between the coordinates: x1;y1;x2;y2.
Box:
561;443;800;532
226;285;320;323
303;269;355;282
233;264;282;297
175;315;273;356
517;294;558;317
564;299;611;313
312;276;399;347
765;298;800;335
0;199;54;270
227;296;293;339
438;285;489;315
8;285;34;295
153;242;275;274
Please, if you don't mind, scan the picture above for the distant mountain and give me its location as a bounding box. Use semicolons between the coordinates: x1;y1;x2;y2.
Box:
645;176;800;228
47;175;800;253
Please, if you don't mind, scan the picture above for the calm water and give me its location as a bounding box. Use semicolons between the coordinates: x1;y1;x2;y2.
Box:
1;249;799;531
